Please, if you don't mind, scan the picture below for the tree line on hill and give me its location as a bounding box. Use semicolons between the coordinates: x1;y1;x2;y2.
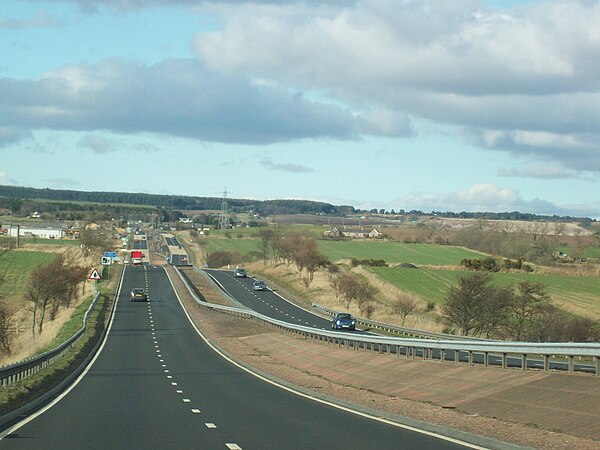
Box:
0;185;352;217
0;185;594;225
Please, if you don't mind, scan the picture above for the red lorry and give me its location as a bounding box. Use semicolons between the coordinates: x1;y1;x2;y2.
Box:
131;251;143;265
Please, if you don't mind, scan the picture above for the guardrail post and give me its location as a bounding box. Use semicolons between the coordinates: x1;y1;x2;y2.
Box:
440;349;445;363
468;351;473;366
454;350;459;363
568;356;574;374
483;352;488;367
521;354;527;370
595;356;599;377
543;355;549;372
501;353;507;369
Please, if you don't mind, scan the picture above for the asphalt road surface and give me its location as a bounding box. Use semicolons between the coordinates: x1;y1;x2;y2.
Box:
204;269;594;374
0;265;470;449
204;269;361;333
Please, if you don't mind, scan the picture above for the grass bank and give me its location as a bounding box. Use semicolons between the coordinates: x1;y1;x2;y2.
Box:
369;266;600;318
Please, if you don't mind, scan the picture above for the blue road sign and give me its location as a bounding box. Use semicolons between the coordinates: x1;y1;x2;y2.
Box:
104;251;117;258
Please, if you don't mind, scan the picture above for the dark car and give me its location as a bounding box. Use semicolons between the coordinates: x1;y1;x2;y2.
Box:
130;288;147;302
253;280;267;291
331;312;356;331
234;268;247;278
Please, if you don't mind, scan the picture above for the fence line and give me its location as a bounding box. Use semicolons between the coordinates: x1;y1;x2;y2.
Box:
177;267;600;376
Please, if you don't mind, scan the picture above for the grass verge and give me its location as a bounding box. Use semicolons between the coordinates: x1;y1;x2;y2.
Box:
0;292;112;416
0;265;122;417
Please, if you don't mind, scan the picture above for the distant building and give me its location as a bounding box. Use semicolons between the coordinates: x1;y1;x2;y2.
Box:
4;224;66;239
324;227;382;239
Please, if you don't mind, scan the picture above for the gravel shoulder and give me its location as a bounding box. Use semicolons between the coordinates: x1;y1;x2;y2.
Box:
169;266;600;450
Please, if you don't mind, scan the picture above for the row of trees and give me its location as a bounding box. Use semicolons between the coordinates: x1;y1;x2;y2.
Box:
460;257;533;273
0;250;88;355
258;229;329;286
27;253;88;337
327;266;378;318
0;255;14;354
443;273;600;342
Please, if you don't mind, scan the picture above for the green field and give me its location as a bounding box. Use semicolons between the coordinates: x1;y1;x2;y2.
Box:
369;266;600;317
317;241;485;265
204;237;486;266
0;251;55;303
19;238;80;246
557;245;600;260
204;238;261;256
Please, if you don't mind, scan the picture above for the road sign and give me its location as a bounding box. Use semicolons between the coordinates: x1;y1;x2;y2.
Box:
101;256;111;265
104;251;117;258
88;268;101;280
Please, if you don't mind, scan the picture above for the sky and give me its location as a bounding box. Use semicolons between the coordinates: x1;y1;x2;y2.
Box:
1;0;599;217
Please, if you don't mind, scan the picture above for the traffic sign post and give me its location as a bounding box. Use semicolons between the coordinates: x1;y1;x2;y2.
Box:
89;268;101;293
101;256;112;280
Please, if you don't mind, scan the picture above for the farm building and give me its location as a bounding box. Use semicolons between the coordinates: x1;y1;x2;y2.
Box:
324;227;382;239
3;223;66;239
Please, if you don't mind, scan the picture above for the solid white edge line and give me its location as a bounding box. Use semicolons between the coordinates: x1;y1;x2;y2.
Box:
0;264;127;440
164;268;486;450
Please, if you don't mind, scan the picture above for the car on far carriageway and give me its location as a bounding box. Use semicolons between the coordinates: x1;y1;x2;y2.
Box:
331;312;356;331
234;268;247;278
130;288;147;302
253;280;267;291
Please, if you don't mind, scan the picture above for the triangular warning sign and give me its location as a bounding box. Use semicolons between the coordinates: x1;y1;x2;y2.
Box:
88;268;101;280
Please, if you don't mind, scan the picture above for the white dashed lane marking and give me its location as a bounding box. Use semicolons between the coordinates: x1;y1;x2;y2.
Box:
205;423;217;429
183;398;191;403
226;444;242;450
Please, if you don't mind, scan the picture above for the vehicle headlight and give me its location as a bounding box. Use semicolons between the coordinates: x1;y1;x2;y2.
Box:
352;320;356;325
336;320;340;325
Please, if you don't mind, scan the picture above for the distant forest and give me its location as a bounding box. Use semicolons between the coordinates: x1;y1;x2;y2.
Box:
0;185;592;225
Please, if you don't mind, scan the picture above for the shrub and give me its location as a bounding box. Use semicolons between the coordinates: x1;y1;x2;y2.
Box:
206;251;241;268
351;258;388;267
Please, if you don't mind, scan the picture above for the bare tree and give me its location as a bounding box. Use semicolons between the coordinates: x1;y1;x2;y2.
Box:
443;273;493;336
530;222;549;242
79;228;110;255
27;253;87;336
257;227;274;265
506;281;550;341
0;299;14;355
393;293;418;326
360;302;376;319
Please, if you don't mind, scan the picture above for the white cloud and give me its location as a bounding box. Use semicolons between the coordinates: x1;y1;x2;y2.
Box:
193;0;600;170
0;10;64;29
0;59;394;145
260;158;314;173
78;134;119;154
392;183;579;215
0;126;32;147
0;171;17;185
498;163;582;180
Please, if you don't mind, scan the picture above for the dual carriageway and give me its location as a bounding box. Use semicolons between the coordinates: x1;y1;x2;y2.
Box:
0;261;479;449
1;233;586;448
